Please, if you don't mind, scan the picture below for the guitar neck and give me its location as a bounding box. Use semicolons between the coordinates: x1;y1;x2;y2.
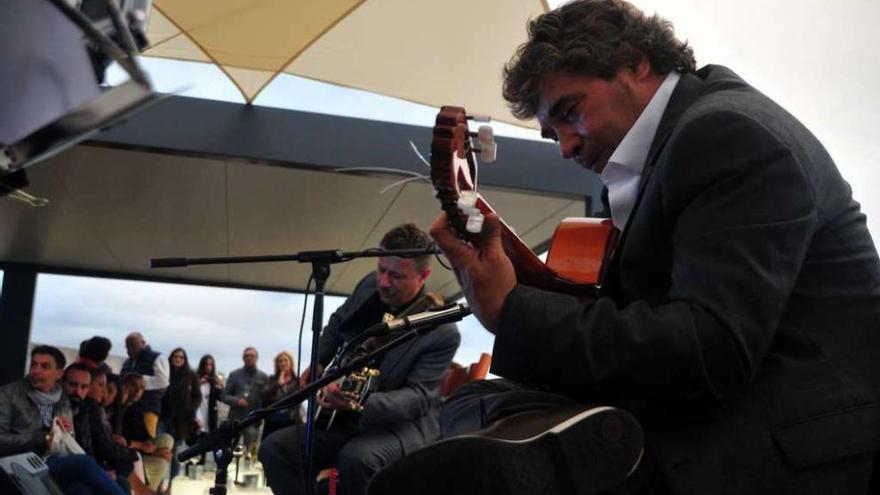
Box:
475;196;597;297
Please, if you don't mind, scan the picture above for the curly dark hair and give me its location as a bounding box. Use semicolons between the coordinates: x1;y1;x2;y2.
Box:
379;223;433;270
503;0;696;119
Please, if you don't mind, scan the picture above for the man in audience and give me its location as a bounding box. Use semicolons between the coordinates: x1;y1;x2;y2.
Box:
221;346;267;458
1;345;123;494
65;364;138;494
62;363;93;405
121;332;169;438
2;346;74;457
77;336;114;369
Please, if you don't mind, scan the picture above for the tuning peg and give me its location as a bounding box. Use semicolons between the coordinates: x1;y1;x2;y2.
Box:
457;191;478;212
466;211;485;233
466;114;491;123
477;125;494;147
479;141;497;163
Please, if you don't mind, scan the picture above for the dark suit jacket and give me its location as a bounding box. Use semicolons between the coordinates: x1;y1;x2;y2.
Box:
318;273;460;453
492;66;880;494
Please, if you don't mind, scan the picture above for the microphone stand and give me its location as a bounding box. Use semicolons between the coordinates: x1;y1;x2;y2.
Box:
175;302;469;495
151;246;440;495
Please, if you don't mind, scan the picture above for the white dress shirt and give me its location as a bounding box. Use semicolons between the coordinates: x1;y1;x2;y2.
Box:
144;354;170;391
601;71;681;231
196;381;210;432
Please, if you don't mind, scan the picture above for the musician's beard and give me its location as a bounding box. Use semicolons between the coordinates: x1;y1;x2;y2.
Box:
378;288;421;312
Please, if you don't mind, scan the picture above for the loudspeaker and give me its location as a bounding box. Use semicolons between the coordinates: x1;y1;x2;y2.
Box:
0;453;65;495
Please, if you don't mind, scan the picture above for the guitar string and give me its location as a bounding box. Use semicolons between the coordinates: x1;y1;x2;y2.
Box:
334;142;453;272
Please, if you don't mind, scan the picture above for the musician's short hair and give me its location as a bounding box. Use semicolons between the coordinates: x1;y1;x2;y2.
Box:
380;223;433;271
31;345;66;370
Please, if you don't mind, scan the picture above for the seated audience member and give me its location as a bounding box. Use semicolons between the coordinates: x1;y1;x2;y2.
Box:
77;336;114;369
261;350;303;438
102;373;124;440
111;373;143;438
1;345;124;495
65;364;138;494
118;372;174;493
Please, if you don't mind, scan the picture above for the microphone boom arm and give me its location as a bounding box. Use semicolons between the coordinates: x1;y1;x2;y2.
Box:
176;302;471;483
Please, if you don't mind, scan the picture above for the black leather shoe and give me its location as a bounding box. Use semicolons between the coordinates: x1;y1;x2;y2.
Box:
368;405;643;495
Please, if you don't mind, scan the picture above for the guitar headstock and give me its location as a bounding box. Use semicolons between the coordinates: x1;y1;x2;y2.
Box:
430;106;496;241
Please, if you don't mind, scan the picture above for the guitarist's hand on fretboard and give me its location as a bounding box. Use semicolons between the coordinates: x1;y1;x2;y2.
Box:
317;382;360;411
430;211;516;334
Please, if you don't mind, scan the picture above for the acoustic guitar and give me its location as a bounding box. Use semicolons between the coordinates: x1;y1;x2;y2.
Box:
314;291;445;430
429;106;616;297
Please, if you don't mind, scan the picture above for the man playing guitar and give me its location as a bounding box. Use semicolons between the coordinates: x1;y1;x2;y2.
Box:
370;1;880;495
258;223;460;495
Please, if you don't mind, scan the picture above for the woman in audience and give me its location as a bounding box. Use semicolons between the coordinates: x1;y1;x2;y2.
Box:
102;373;125;440
195;354;223;435
119;373;173;494
117;373;145;438
160;348;201;489
261;350;303;438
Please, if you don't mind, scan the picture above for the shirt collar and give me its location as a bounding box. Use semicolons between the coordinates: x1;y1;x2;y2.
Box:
604;71;681;177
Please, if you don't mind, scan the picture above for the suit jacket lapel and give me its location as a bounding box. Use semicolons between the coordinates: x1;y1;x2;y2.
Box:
605;70;708;273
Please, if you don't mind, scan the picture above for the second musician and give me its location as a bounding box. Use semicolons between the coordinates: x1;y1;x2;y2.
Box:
258;223;461;495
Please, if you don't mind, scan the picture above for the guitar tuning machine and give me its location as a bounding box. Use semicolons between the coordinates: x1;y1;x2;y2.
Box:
457;191;478;211
469;125;497;163
466;211;484;233
466;114;491;123
456;191;485;234
478;142;497;163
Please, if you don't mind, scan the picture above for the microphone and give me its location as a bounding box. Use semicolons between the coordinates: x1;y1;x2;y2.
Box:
362;302;471;339
337;303;470;364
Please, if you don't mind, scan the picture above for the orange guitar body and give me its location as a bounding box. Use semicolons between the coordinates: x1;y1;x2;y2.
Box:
546;217;615;286
431;106;615;297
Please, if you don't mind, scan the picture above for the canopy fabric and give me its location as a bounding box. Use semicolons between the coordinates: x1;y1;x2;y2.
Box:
145;0;549;127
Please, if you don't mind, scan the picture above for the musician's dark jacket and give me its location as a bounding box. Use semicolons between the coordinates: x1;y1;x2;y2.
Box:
318;273;461;453
492;65;880;493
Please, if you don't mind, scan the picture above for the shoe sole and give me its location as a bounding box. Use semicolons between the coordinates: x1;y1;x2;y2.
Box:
369;406;643;495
